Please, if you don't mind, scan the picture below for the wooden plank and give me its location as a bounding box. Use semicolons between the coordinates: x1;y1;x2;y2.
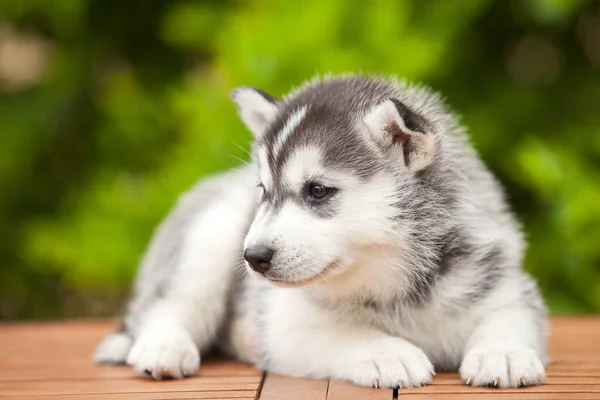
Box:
424;373;600;386
0;366;261;383
0;379;261;397
399;384;600;394
550;316;600;328
9;394;254;400
0;365;137;381
198;361;262;377
547;361;600;371
0;378;261;396
0;320;264;399
328;379;600;399
0;366;260;381
547;371;600;377
260;374;328;400
394;394;600;400
326;380;391;399
548;353;600;362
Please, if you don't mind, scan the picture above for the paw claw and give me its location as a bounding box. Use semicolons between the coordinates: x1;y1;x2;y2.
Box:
460;345;545;388
127;329;200;380
340;338;433;388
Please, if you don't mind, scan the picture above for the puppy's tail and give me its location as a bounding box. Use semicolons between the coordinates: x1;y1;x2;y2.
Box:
93;330;133;365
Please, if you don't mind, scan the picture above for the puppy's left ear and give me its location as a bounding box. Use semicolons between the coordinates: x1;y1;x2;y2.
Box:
364;99;437;172
230;86;280;138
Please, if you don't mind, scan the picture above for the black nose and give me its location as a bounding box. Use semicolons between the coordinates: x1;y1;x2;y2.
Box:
244;245;274;274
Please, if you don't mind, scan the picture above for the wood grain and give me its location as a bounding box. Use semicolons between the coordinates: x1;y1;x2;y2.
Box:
0;316;598;399
260;374;329;400
326;380;392;399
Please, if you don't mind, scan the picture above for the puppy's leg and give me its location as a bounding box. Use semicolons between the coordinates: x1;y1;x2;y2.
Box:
260;289;434;388
126;301;201;379
125;173;256;379
459;279;548;388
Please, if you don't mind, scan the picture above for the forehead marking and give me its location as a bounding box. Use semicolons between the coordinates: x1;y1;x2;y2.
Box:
282;146;323;189
272;105;308;158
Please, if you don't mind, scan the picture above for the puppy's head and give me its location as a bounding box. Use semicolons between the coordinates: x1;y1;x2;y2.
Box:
231;76;443;287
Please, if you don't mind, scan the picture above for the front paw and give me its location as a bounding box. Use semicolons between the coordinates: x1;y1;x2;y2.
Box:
338;338;434;388
126;327;200;380
460;344;545;388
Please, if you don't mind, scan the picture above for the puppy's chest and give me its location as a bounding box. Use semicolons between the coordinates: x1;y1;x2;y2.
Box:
354;301;474;369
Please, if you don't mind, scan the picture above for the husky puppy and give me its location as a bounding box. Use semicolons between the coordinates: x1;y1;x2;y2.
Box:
94;74;548;389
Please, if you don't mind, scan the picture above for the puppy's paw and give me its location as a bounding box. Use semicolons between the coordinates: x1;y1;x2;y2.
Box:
460;344;545;388
93;332;133;364
339;338;434;388
126;327;199;380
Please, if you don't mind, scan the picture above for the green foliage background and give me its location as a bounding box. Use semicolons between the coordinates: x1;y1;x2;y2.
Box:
1;0;599;319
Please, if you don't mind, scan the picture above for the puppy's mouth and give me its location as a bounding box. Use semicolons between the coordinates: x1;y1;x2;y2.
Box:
263;260;342;287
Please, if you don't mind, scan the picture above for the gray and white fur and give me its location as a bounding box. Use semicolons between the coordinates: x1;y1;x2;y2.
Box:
94;74;548;389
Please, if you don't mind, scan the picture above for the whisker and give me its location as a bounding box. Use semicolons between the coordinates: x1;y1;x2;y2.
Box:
232;140;252;158
229;154;249;165
236;265;249;280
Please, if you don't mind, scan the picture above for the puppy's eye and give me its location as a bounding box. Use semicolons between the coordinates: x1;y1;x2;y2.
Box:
308;183;336;201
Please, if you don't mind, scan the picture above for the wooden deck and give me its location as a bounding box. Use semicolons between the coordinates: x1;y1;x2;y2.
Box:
0;317;598;399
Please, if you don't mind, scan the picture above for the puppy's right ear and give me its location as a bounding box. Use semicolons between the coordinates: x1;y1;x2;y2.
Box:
230;86;279;138
364;99;436;172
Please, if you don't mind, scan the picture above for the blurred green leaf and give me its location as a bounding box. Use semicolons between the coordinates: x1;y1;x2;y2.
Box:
1;0;599;318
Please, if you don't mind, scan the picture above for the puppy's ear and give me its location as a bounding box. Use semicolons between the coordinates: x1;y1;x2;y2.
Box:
230;86;279;138
364;99;437;172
